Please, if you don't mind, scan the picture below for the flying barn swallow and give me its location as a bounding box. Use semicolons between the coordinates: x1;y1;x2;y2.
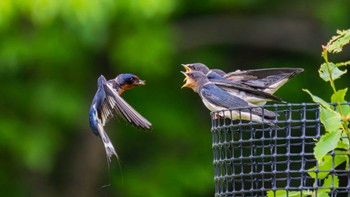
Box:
182;63;303;105
89;74;152;163
181;71;277;125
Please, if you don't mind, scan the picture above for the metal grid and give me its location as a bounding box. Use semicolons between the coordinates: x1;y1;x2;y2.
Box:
211;103;350;197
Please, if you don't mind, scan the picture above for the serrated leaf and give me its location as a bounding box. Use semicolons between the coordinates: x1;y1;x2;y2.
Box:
308;152;347;179
319;63;347;82
320;106;342;132
266;190;312;197
314;131;342;162
326;29;350;53
336;61;350;67
303;89;331;109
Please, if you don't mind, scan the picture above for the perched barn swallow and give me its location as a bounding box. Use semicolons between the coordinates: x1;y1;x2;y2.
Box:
181;71;277;125
182;64;284;105
182;63;303;105
204;69;283;105
89;74;152;162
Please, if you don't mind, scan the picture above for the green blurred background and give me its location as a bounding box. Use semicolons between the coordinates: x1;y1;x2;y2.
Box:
0;0;349;196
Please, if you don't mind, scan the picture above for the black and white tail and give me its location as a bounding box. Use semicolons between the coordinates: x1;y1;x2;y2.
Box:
97;123;119;162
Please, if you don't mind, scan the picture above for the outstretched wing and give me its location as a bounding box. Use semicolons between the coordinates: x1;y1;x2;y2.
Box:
210;78;283;102
98;77;152;130
224;68;304;89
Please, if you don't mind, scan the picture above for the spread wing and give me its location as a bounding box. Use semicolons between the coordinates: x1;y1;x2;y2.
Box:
224;68;304;88
210;78;283;102
200;84;277;118
98;78;152;130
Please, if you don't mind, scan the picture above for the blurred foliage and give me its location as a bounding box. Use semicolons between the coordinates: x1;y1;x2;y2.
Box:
0;0;349;196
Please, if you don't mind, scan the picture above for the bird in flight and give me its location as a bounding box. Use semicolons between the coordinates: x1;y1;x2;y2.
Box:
89;74;152;163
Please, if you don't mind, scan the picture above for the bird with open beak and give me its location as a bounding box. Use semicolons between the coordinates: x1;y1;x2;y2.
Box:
181;70;277;125
89;74;152;163
182;63;303;105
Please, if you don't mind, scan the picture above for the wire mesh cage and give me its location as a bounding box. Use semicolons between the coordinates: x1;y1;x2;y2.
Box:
211;103;350;197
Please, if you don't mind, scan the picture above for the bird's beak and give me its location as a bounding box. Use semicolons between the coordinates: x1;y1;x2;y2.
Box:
182;64;191;72
136;79;146;86
180;71;190;89
181;71;188;82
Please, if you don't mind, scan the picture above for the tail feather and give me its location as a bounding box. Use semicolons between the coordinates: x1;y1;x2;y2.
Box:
97;124;119;162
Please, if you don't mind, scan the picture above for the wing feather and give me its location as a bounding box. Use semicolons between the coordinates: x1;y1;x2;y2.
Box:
101;82;152;130
224;68;304;88
211;79;283;102
200;85;277;119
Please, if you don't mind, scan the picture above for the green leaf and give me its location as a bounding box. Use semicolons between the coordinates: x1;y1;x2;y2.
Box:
336;136;349;150
317;193;330;197
331;88;350;117
266;190;312;197
331;88;347;102
318;62;347;82
314;131;342;162
303;89;331;109
308;151;347;179
319;175;339;193
320;106;342;132
341;105;350;117
331;89;350;116
336;61;350;67
326;29;350;53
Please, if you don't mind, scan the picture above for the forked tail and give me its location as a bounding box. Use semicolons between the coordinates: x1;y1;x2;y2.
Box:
96;123;124;186
97;124;119;162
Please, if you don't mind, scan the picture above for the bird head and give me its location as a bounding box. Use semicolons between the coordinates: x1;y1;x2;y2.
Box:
115;74;146;92
181;63;210;74
181;71;208;92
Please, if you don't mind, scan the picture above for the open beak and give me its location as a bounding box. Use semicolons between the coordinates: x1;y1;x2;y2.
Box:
136;79;146;86
180;71;190;89
181;64;191;72
181;71;188;82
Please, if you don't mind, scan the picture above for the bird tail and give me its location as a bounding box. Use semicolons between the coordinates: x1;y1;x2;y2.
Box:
97;124;119;162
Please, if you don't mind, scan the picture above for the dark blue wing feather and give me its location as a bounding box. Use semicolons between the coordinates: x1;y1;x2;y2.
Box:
101;80;152;130
89;75;152;132
200;84;249;108
210;78;283;102
200;84;277;118
224;68;304;88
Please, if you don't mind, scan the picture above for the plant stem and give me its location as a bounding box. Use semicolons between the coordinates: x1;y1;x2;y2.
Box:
323;49;350;138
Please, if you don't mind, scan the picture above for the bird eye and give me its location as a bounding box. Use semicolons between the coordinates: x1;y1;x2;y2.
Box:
128;77;135;84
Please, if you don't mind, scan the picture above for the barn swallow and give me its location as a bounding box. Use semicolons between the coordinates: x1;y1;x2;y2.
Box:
89;74;152;163
206;70;284;105
182;64;284;105
181;71;277;125
182;63;303;105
